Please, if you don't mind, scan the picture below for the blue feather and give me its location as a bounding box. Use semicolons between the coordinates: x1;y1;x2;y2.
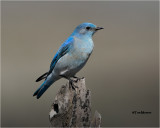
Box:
48;37;74;75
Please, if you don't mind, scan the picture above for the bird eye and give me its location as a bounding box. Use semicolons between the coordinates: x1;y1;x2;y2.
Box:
86;26;91;30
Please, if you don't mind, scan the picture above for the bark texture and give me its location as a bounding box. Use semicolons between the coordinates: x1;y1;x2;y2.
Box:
49;78;101;127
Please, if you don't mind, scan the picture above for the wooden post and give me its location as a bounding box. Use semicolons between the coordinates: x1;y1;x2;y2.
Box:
49;78;101;127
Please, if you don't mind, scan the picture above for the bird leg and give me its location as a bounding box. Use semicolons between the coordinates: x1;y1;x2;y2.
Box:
69;80;78;90
72;76;84;81
60;75;78;90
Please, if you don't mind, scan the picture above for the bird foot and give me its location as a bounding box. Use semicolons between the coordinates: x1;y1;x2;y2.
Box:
69;76;82;90
60;75;82;90
69;80;78;90
72;76;84;82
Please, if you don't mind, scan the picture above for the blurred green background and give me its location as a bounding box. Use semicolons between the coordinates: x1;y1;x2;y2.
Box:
1;1;159;127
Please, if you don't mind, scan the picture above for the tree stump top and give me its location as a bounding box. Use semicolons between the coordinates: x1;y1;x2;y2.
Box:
49;78;101;127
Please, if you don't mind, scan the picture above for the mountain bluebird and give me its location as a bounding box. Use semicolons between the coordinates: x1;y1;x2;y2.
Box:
33;22;103;99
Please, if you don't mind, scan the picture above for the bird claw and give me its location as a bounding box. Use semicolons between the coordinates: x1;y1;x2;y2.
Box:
69;76;82;90
72;76;84;82
69;80;78;90
60;75;82;90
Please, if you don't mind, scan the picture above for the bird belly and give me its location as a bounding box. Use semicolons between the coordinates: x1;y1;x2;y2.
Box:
53;51;90;77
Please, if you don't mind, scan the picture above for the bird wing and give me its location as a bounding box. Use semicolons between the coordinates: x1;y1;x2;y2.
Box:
48;37;74;76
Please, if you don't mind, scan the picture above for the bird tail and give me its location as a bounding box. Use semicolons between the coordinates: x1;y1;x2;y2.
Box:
36;72;48;82
33;80;54;99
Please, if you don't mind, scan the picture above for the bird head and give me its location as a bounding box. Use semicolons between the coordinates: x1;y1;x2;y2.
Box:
71;23;104;38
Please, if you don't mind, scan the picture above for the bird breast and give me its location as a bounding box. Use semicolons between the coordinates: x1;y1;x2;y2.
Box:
71;37;94;61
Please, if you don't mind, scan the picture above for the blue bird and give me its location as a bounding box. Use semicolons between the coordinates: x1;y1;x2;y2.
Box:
33;23;103;99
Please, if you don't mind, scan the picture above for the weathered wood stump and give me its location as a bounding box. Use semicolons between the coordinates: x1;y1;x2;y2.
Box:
49;78;101;127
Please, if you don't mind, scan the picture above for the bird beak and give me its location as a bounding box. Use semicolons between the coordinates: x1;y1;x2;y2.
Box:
95;27;104;31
